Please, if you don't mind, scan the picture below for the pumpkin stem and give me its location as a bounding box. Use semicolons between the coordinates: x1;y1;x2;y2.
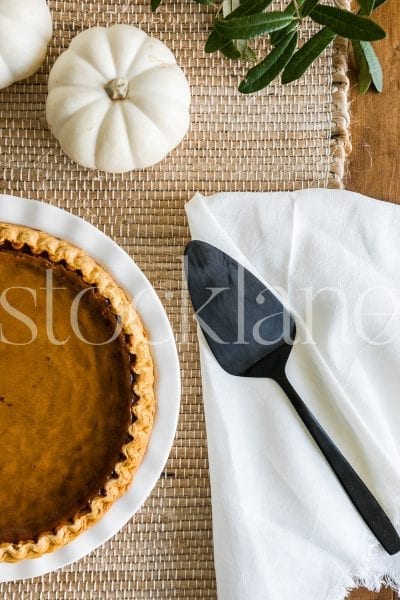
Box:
105;77;129;100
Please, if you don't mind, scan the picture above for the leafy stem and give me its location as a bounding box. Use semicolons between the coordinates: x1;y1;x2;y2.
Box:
151;0;389;95
292;0;301;20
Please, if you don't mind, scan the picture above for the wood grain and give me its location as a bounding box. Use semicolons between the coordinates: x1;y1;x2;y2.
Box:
346;1;399;599
348;590;395;600
346;1;400;204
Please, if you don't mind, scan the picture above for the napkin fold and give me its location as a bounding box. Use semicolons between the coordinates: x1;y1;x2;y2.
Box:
185;189;400;600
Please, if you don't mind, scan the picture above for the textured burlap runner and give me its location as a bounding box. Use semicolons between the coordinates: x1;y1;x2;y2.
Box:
0;1;350;597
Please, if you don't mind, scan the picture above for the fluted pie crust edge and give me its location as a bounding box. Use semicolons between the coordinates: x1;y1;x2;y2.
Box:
0;223;155;563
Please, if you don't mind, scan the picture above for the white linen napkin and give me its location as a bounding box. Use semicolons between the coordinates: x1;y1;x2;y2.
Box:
185;188;400;600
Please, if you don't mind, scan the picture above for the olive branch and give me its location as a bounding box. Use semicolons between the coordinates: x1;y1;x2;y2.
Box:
151;0;387;94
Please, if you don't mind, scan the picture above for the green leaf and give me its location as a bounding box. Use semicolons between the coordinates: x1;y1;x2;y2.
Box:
357;0;375;15
228;0;275;18
213;35;255;61
239;31;298;93
205;30;226;53
282;27;336;84
373;0;388;9
310;5;386;41
270;0;303;45
277;0;305;17
270;23;298;47
359;40;383;91
215;12;297;41
233;38;247;54
300;0;320;17
151;0;162;11
241;45;258;62
206;33;253;60
205;0;275;54
220;41;243;59
353;40;372;93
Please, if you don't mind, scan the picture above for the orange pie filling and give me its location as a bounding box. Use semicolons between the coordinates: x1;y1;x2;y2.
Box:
0;226;155;562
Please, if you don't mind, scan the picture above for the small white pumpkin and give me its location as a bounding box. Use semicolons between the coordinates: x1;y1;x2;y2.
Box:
46;25;191;173
0;0;52;89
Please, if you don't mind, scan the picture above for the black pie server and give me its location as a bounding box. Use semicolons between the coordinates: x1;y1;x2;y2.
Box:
184;240;400;556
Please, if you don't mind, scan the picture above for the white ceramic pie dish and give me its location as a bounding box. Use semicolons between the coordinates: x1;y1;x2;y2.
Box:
0;194;181;582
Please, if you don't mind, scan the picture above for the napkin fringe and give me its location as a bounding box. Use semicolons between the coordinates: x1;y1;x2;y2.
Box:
344;574;400;599
341;524;400;598
341;546;400;599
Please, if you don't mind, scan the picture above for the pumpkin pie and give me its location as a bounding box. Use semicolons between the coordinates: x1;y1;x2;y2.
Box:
0;223;155;562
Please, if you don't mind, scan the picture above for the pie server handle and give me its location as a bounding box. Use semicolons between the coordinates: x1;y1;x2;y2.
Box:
280;373;400;556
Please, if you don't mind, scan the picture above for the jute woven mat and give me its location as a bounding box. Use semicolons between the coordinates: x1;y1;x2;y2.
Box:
0;1;350;598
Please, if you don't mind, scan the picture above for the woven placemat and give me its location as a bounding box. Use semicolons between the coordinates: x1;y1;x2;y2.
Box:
0;1;350;598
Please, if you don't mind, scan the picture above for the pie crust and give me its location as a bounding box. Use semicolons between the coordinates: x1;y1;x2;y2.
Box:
0;223;155;563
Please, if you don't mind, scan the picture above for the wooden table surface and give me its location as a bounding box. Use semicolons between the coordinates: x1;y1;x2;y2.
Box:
347;1;399;203
346;2;399;599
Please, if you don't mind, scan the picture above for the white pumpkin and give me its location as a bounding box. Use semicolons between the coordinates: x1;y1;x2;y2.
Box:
46;25;191;173
0;0;52;89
